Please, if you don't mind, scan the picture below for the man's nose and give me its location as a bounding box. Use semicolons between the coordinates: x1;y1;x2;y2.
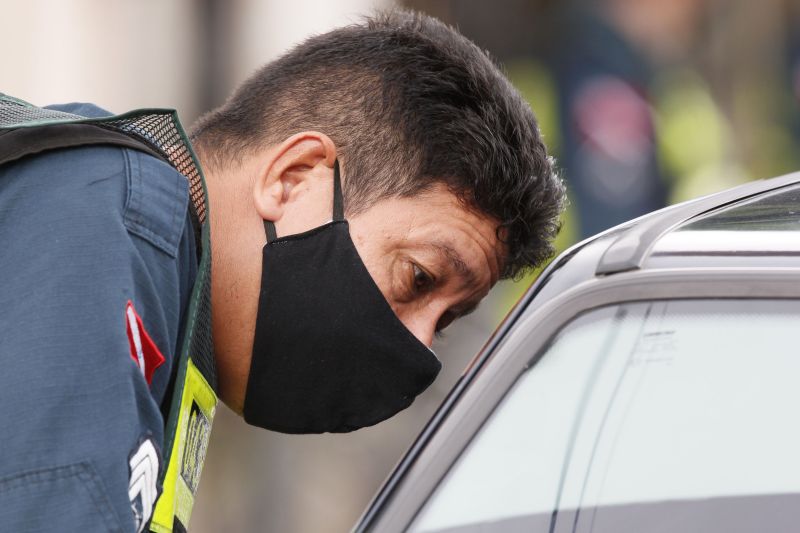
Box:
399;308;440;348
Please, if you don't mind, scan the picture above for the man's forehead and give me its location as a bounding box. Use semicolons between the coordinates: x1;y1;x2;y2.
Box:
403;189;505;281
427;240;475;283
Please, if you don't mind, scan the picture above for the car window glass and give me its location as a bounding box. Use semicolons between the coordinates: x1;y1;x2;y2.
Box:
678;183;800;232
410;299;800;533
409;305;635;533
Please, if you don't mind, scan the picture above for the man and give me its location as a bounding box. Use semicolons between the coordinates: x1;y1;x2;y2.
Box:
0;10;563;533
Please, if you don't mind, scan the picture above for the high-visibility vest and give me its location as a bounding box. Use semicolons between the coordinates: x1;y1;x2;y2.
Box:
0;93;218;533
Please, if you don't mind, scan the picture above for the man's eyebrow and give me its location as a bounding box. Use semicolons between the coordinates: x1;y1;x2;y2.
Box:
429;240;478;285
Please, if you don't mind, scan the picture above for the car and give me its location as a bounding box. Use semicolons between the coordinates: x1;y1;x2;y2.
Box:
354;172;800;533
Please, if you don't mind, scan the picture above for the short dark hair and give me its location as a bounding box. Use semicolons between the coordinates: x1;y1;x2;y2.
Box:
191;10;564;279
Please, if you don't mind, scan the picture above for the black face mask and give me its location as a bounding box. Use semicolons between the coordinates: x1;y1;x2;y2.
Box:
243;160;442;434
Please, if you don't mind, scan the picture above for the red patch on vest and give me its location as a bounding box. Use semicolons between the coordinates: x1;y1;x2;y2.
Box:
126;300;165;385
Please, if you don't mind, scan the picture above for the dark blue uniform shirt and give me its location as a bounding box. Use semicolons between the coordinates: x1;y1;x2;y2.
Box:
0;103;197;532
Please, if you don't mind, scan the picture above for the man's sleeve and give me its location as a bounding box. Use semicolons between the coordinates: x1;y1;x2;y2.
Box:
0;144;194;532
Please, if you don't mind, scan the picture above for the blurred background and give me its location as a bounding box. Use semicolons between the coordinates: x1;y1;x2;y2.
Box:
3;0;800;531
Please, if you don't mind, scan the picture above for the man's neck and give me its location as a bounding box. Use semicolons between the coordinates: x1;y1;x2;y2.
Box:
201;156;262;413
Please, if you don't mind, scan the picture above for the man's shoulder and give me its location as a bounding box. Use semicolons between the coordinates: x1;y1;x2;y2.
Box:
120;145;191;258
0;101;199;408
1;103;191;258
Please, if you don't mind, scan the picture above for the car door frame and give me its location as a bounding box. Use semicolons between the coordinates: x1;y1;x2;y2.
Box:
356;266;800;532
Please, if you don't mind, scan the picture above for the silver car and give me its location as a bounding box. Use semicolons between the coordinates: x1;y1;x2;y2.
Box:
355;173;800;533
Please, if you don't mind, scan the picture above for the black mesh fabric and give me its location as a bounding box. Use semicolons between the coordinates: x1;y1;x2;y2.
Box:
188;262;215;387
0;102;80;124
0;94;217;390
103;113;207;224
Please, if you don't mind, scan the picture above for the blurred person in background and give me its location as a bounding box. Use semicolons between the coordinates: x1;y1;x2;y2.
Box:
547;0;800;233
417;0;712;239
548;0;705;237
0;9;563;533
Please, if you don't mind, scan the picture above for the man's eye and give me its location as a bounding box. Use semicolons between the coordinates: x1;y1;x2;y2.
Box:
412;264;435;293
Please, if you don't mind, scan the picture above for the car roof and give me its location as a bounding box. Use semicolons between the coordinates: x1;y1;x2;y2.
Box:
355;172;800;532
507;171;800;337
546;171;800;289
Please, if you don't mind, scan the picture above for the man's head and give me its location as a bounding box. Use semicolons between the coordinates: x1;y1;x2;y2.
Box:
192;10;565;411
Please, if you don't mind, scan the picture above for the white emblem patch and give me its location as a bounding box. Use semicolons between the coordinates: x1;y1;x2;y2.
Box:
128;436;161;533
126;304;146;377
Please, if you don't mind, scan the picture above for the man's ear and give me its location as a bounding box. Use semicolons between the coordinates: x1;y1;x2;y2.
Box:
253;132;337;223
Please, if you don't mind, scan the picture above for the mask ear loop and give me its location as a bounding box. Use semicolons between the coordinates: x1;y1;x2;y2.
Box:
332;159;344;222
263;159;344;243
264;219;278;244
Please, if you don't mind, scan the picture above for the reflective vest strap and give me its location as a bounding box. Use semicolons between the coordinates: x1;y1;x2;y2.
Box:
150;359;218;533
